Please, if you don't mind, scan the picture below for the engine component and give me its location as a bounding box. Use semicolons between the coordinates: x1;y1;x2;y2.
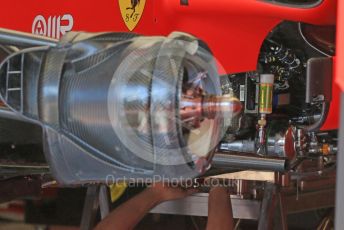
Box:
0;30;241;184
259;74;274;115
308;132;337;156
245;72;259;113
213;22;337;174
256;74;275;155
261;39;303;78
180;89;241;129
220;124;298;160
295;128;307;157
303;102;330;132
291;114;321;125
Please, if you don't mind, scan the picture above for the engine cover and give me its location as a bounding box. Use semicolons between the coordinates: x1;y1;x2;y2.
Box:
0;31;241;184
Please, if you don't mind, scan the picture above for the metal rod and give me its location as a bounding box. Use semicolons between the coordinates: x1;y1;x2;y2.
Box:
212;152;287;172
0;28;58;47
277;192;288;230
99;185;110;219
258;183;277;230
20;53;24;113
80;185;100;230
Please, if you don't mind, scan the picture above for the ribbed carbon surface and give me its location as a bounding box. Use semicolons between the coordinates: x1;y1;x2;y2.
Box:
59;41;154;170
0;31;227;184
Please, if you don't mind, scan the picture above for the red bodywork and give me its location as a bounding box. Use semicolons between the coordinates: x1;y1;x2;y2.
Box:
0;0;340;130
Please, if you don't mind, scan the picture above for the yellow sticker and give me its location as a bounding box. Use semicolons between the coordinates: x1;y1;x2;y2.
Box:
109;182;127;203
119;0;146;31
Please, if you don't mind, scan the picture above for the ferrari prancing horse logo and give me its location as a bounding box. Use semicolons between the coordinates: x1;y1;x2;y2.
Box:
119;0;146;31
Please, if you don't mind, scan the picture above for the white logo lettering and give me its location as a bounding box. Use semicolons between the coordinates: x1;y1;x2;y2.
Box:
32;14;74;39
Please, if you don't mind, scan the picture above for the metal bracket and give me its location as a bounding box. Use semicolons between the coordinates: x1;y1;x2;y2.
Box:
80;185;110;230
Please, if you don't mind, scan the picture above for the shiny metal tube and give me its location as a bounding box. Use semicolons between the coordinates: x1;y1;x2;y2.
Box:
303;102;329;132
180;95;242;122
212;152;287;172
0;28;58;47
219;140;255;153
